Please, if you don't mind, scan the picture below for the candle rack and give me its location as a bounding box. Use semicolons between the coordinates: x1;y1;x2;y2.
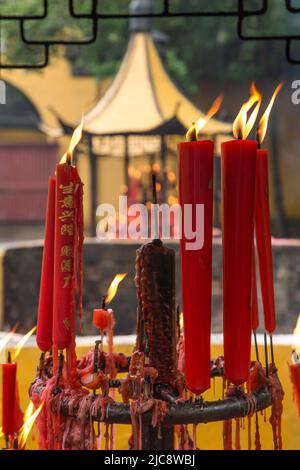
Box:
29;233;282;450
30;353;274;450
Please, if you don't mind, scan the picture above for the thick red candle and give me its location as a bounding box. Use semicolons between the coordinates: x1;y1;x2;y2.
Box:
13;381;24;433
2;360;17;436
36;177;56;352
221;139;257;385
53;162;83;350
178;140;214;395
255;149;276;333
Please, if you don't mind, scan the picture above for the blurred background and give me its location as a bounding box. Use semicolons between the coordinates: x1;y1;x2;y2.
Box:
0;0;300;450
0;0;299;334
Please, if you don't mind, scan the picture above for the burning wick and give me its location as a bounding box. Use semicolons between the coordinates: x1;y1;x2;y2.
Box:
93;274;127;332
233;82;262;141
257;82;283;147
60;117;84;165
186;93;223;142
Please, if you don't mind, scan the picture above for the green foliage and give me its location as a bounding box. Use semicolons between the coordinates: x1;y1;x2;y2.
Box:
1;0;292;92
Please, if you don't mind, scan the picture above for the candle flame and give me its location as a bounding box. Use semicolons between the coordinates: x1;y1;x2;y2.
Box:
293;313;300;356
0;324;18;359
0;427;3;439
18;401;44;449
60;117;84;164
233;82;262;140
105;273;127;305
12;326;36;362
186;93;224;141
258;82;283;145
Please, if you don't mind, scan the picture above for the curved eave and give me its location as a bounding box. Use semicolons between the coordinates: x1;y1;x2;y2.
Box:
82;32;232;137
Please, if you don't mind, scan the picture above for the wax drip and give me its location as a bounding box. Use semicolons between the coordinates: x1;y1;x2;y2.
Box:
247;415;251;450
255;412;261;450
235;418;241;450
104;424;110;450
223;419;232;450
192;424;197;450
269;364;284;450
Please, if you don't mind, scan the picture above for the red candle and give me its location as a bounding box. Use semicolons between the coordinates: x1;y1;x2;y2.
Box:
255;149;276;333
255;82;283;334
93;308;115;332
53;162;83;350
178;139;214;395
36;177;56;352
2;355;17;437
222;139;257;384
13;381;24;433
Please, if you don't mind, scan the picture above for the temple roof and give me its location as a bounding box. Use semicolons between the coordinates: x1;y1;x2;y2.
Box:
82;32;232;136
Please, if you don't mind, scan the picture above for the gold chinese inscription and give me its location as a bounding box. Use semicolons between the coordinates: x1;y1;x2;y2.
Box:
59;180;76;288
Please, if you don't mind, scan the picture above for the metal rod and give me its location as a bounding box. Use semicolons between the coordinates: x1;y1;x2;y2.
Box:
53;351;64;395
253;331;260;362
39;352;45;378
270;334;275;364
59;387;272;425
264;333;269;378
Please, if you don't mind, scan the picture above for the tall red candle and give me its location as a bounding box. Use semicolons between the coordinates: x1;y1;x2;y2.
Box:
2;356;16;437
53;162;83;351
178;140;214;395
221;139;257;385
255;149;276;333
36;176;56;352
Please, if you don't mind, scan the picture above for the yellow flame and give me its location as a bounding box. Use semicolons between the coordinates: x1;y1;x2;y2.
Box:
0;426;3;439
0;324;18;359
12;326;36;362
179;312;184;331
233;82;262;140
105;273;127;305
293;313;300;356
18;401;44;449
23;401;35;424
186;93;224;141
258;82;283;145
60;117;84;164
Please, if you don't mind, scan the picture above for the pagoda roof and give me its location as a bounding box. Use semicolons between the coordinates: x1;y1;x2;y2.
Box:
81;32;231;136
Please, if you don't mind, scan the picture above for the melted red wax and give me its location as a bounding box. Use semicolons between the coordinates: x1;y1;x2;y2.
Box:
235;418;241;450
268;364;284;450
255;412;261;450
247;415;251;450
223;419;232;450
